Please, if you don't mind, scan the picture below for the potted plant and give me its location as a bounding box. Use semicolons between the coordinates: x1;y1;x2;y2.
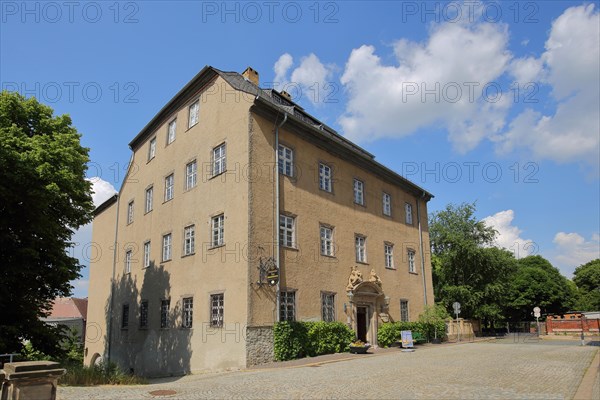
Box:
349;340;371;354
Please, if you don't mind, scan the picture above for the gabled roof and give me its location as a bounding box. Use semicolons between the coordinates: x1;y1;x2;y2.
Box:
47;297;88;320
127;66;433;200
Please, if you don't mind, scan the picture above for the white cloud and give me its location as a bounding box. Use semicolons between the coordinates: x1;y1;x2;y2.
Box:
272;53;335;105
88;177;117;207
553;232;600;276
509;56;544;84
339;19;512;151
498;5;600;165
482;210;535;259
274;53;293;85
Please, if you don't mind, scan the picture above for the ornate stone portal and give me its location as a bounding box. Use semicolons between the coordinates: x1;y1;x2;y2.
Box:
345;267;386;346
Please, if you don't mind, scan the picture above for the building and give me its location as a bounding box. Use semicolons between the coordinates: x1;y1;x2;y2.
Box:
545;312;600;335
41;297;88;343
85;66;434;376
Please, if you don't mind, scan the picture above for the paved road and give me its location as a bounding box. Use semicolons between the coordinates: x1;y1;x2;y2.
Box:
59;342;598;399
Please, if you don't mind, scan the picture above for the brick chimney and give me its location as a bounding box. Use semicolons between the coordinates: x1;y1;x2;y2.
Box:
242;67;259;86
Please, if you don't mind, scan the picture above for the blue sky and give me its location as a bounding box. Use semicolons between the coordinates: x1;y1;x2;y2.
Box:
1;1;599;298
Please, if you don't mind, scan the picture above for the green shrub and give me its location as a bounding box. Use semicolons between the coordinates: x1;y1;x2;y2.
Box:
274;321;310;361
308;322;355;356
417;304;449;342
378;322;429;347
274;321;355;361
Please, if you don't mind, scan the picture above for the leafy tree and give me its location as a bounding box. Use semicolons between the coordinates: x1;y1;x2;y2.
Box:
0;91;93;356
429;203;517;326
504;255;577;320
573;259;600;311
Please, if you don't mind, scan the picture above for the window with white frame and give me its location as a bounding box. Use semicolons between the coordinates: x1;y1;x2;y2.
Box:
383;192;391;216
408;250;416;273
164;174;174;201
212;143;226;176
148;137;156;161
279;291;295;322
125;250;132;274
167;119;176;144
127;201;134;224
183;225;195;255
320;225;334;256
182;297;193;328
385;243;394;269
143;241;151;268
162;233;172;262
278;144;294;176
211;214;224;247
279;214;295;248
400;299;409;322
353;179;364;205
321;292;335;322
405;203;413;224
145;186;153;213
140;300;148;328
188;100;199;128
186;160;197;190
355;235;367;263
210;293;224;328
160;299;170;329
121;304;129;329
319;163;332;192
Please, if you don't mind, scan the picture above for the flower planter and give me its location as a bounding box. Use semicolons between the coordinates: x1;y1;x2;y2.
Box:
349;345;370;354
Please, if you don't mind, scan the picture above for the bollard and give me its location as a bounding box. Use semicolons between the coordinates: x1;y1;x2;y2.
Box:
0;361;65;400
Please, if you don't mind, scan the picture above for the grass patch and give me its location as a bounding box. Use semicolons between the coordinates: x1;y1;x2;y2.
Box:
59;362;147;386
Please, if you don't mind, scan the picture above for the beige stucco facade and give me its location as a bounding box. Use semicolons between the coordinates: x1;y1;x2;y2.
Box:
85;67;434;377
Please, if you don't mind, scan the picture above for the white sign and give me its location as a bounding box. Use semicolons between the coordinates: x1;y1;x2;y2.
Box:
533;307;541;318
453;302;461;314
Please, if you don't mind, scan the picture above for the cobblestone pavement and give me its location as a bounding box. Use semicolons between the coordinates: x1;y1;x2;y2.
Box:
59;342;598;400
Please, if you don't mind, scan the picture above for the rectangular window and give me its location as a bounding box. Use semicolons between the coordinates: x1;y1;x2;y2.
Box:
320;225;334;256
183;225;195;255
353;179;364;205
160;299;170;329
145;186;153;213
319;163;332;192
140;300;148;328
212;143;226;176
321;293;335;322
167;119;176;144
186;160;197;190
400;300;409;322
148;137;156;161
405;203;413;225
188;100;199;128
408;250;416;273
279;214;295;248
162;233;172;262
383;192;391;216
211;214;224;247
278;144;294;176
279;291;296;322
121;304;129;329
143;241;151;268
210;293;224;328
164;174;174;201
127;201;134;224
182;297;193;328
125;250;132;274
355;235;367;263
385;244;394;269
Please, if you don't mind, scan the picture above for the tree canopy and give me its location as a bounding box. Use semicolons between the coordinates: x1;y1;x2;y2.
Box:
573;259;600;311
0;91;94;355
430;202;577;325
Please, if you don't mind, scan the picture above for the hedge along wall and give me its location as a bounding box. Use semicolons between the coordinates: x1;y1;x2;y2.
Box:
377;321;447;347
273;321;355;361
